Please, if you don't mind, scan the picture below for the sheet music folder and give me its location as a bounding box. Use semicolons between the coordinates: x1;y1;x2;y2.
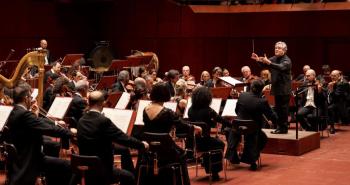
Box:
47;97;73;120
102;108;135;135
95;75;117;90
183;98;222;119
219;76;244;87
221;99;238;117
61;54;84;66
105;92;122;108
0;105;14;132
134;100;178;125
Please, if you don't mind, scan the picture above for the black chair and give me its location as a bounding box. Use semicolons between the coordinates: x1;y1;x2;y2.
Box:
70;154;112;185
137;132;184;185
190;122;227;184
233;119;262;168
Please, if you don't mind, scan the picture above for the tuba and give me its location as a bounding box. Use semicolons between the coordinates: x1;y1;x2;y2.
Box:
0;50;46;107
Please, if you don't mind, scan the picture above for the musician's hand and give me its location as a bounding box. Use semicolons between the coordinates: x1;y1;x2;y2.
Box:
194;125;202;136
267;120;273;126
56;120;67;128
251;53;259;61
30;101;39;117
70;128;77;136
142;141;149;150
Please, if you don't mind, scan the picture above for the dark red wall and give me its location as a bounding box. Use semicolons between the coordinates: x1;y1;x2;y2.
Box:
1;0;350;79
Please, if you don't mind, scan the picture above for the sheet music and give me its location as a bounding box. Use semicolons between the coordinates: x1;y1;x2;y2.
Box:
47;97;73;119
221;99;238;117
115;92;131;109
184;98;221;118
0;105;13;131
102;108;133;134
210;98;222;114
31;88;38;100
134;100;151;125
164;102;177;112
183;98;192;119
219;76;244;86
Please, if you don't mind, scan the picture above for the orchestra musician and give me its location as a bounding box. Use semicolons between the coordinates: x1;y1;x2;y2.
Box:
251;41;292;134
0;83;13;105
3;84;74;185
180;65;196;83
77;90;149;185
294;65;311;82
199;70;214;88
39;39;52;65
228;79;277;170
296;69;327;131
223;68;230;77
240;66;259;92
66;79;89;127
44;61;62;84
188;86;230;181
165;69;180;97
112;70;130;93
211;67;226;87
43;73;60;111
139;82;202;185
327;70;350;134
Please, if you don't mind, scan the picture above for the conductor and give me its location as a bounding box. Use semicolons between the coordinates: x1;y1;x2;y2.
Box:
251;41;292;134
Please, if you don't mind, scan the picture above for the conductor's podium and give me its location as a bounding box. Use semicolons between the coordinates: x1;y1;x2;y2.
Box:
262;129;320;156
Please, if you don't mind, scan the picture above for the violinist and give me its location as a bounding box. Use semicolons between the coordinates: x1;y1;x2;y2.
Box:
199;70;214;88
112;70;130;93
66;80;89;128
43;73;60;111
180;65;196;83
240;66;259;92
0;83;13;105
212;66;226;87
296;69;327;131
165;69;180;97
3;84;74;185
44;61;61;84
327;70;350;134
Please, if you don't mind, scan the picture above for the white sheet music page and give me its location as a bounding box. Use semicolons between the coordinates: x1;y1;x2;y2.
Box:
183;97;192;119
47;97;73;119
219;76;244;86
0;105;13;131
31;88;39;100
115;92;131;109
222;99;238;117
134;100;151;125
102;108;133;134
164;102;177;112
210;98;222;114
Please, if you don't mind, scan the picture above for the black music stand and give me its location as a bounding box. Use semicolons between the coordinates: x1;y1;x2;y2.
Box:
95;75;117;90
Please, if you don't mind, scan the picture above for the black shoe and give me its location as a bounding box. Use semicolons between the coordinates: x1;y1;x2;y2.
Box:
212;173;220;181
249;163;257;171
271;129;288;134
329;126;336;134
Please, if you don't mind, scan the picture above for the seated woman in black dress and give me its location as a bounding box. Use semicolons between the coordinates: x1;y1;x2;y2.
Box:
141;82;202;185
188;86;231;181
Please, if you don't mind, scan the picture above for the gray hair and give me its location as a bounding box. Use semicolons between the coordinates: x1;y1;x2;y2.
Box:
241;66;251;73
118;70;130;81
75;80;89;91
306;69;316;76
275;41;288;52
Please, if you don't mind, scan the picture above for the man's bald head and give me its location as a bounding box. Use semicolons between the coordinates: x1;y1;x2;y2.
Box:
88;91;105;107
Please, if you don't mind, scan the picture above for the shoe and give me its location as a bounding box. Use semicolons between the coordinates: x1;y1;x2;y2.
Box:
249;163;257;171
329;126;335;134
270;129;288;134
211;173;220;181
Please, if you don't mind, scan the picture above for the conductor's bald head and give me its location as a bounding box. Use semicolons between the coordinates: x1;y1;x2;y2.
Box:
89;91;105;108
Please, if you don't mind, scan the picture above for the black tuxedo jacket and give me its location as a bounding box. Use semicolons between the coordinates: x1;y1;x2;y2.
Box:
77;111;144;180
165;81;175;97
4;105;71;185
66;94;87;126
111;81;125;92
236;92;278;128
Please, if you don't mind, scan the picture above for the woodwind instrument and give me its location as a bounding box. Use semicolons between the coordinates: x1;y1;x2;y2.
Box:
0;50;46;107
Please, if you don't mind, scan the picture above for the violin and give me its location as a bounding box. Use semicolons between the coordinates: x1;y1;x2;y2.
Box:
125;80;135;92
244;75;259;84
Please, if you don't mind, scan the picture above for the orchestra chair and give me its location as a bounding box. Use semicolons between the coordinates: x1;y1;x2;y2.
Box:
70;154;117;185
191;122;227;185
137;132;184;185
233;119;262;169
1;142;47;185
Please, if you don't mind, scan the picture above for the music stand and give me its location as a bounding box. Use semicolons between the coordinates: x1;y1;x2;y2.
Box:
105;92;123;108
102;108;136;136
211;87;231;100
0;105;14;132
95;75;117;90
47;97;73;120
61;54;84;66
